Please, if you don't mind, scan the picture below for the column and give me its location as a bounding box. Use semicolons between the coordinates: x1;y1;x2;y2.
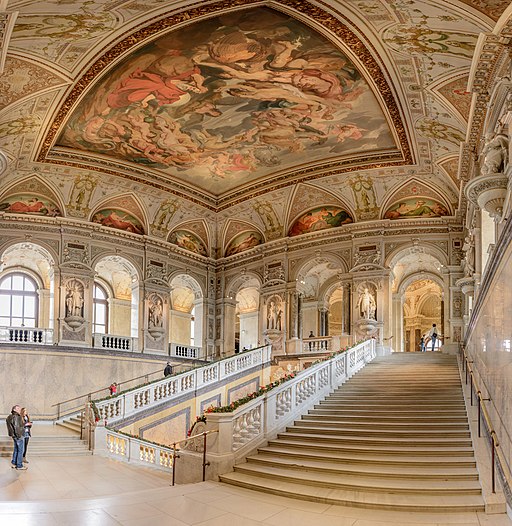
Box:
341;283;351;335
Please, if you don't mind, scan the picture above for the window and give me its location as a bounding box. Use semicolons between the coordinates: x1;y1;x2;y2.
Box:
93;283;108;334
0;273;38;327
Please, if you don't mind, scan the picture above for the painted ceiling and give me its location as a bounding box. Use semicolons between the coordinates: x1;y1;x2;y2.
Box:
0;0;502;253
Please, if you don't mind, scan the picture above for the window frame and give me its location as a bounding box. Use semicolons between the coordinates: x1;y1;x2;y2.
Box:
0;272;39;328
93;282;109;334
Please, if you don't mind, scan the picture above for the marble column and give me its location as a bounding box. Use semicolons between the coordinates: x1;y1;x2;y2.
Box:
342;283;351;335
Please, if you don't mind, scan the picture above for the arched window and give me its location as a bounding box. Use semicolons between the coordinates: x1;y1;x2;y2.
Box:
0;273;38;327
93;283;109;334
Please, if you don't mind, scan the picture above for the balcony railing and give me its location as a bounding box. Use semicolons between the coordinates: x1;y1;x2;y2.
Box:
0;326;53;345
93;345;272;424
93;333;137;352
302;336;331;352
169;343;201;359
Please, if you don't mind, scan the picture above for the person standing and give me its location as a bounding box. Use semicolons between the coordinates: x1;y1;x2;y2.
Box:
6;405;27;470
163;362;173;377
21;408;32;464
427;324;438;351
419;337;425;352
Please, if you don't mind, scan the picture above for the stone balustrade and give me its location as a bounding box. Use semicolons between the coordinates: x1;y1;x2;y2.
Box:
207;339;376;462
97;427;173;471
93;340;376;478
0;326;53;345
93;333;137;351
302;336;331;352
169;342;201;359
94;345;272;423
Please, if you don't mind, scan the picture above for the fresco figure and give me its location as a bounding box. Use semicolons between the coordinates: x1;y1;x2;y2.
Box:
225;232;262;256
384;199;448;219
289;206;353;236
92;209;144;235
0;195;60;216
170;231;207;256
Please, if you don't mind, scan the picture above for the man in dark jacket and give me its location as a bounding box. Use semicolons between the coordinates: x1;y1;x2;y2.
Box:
6;405;27;470
163;362;173;377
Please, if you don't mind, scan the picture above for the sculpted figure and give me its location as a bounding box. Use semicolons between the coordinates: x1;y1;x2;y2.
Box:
481;133;508;175
66;281;84;317
462;234;475;277
359;287;376;320
148;297;163;328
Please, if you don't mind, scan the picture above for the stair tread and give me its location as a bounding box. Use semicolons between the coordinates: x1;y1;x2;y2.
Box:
248;455;479;477
235;463;481;492
219;472;485;511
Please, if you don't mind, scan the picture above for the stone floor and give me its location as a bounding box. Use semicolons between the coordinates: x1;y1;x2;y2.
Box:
0;454;511;526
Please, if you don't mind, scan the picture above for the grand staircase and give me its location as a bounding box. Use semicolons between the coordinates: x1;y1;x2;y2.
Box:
220;352;485;513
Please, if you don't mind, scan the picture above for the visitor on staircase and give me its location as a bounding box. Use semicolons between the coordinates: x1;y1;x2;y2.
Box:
6;405;27;470
21;407;32;464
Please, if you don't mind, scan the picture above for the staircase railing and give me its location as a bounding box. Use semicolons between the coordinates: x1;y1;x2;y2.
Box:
52;363;197;420
93;346;272;424
459;344;512;495
206;339;375;461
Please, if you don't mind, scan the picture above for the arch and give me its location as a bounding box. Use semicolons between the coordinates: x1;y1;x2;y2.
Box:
168;272;205;302
90;252;142;281
398;271;445;296
291;252;348;285
89;193;148;236
225;271;263;299
385;242;449;270
0;239;58;270
0;174;66;218
380;177;453;220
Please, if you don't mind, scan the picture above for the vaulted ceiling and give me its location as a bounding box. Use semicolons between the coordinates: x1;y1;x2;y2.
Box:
0;0;505;256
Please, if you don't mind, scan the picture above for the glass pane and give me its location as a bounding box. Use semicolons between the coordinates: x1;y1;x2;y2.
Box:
95;323;106;334
94;285;106;300
95;304;106;320
24;297;36;318
11;296;23;317
0;317;11;326
0;276;12;290
24;318;36;328
23;277;36;292
12;275;23;291
0;300;10;316
11;318;23;327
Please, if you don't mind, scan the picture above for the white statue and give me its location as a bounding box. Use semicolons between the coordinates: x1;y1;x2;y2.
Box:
462;234;475;277
359;287;376;320
267;300;281;330
481;133;508;175
148;297;163;328
65;281;84;317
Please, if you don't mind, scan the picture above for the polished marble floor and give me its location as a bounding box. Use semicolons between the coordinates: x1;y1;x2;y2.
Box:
0;453;511;526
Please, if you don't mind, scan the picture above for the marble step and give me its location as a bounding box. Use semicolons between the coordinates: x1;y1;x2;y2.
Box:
257;445;477;468
310;408;467;416
219;472;485;512
290;423;471;437
268;438;475;456
301;415;469;425
233;463;482;494
278;431;473;447
247;455;479;480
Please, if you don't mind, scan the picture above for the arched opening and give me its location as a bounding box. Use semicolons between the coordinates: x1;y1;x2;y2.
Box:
0;242;55;331
236;284;260;351
94;256;139;338
403;279;443;352
169;274;203;349
92;282;109;334
0;273;38;327
326;286;344;336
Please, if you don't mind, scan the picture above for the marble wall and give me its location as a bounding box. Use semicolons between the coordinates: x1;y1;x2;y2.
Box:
465;230;512;484
0;347;167;418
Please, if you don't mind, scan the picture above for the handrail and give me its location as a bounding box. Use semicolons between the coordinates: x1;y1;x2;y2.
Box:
51;364;196;419
459;344;512;494
171;429;219;486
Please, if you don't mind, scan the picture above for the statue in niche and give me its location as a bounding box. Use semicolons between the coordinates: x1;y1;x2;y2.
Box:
65;280;84;318
481;133;509;175
462;234;475;277
267;299;282;330
359;287;376;320
148;296;163;328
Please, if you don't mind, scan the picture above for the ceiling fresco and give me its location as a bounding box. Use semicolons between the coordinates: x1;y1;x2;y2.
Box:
0;0;499;252
55;6;398;196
